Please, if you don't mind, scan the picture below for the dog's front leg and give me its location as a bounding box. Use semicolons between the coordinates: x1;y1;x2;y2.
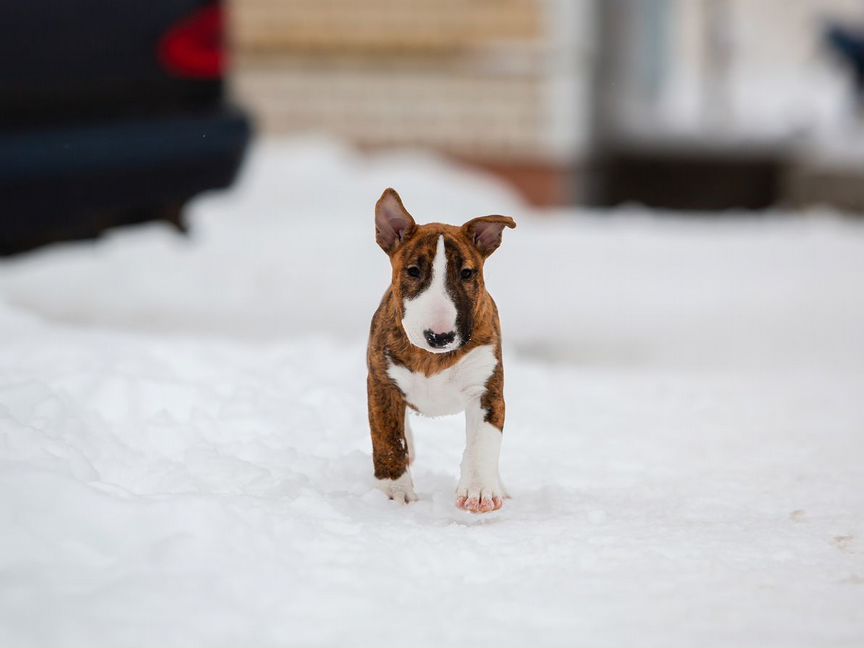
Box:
368;374;416;503
456;396;505;513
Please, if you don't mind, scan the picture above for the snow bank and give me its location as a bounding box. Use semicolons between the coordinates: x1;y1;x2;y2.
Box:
2;138;863;371
1;139;862;647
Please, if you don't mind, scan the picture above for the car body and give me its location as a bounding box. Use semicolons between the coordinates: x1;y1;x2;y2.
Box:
0;0;252;254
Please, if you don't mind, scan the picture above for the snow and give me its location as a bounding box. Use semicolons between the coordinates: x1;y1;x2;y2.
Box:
1;138;863;647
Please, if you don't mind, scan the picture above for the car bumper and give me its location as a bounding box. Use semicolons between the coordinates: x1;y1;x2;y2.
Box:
0;107;252;253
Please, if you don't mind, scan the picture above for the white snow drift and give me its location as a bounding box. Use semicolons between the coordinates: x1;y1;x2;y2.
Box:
1;138;862;648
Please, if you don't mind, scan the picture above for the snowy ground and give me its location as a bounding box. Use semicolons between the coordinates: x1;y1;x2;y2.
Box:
1;139;863;647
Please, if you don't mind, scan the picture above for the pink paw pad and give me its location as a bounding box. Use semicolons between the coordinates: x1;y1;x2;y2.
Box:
456;495;503;514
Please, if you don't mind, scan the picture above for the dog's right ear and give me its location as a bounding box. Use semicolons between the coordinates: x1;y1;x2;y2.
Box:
375;188;416;254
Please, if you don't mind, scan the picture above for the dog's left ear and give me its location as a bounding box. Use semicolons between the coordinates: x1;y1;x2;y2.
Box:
462;215;516;257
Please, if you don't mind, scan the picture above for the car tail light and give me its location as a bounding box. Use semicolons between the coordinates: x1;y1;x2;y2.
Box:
159;5;224;79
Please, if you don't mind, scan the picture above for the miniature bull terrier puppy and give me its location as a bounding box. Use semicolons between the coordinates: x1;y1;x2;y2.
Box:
367;188;516;513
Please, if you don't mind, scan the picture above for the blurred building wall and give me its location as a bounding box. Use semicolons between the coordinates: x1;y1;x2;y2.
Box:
228;0;864;208
593;0;864;213
606;0;862;138
229;0;592;204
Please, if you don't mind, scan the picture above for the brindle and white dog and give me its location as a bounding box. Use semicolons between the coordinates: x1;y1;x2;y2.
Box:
367;188;516;513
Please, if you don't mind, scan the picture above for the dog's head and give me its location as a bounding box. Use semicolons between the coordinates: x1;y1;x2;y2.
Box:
375;188;515;354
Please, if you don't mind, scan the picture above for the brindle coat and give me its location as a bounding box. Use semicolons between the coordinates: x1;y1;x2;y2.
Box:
367;188;515;500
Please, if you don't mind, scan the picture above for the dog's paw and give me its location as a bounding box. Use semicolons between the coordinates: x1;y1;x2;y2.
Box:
455;479;504;514
376;472;417;504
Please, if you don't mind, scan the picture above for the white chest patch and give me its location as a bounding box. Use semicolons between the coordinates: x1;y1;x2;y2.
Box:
387;344;498;417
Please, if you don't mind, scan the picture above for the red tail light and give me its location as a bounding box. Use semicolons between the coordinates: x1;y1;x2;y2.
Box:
159;6;224;79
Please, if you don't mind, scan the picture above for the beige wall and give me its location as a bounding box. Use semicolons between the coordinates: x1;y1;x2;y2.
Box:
232;0;540;52
229;0;590;163
229;0;862;160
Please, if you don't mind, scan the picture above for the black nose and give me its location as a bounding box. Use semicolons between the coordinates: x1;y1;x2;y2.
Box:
424;329;456;348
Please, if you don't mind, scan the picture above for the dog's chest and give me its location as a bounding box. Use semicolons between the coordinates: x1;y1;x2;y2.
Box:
387;344;497;417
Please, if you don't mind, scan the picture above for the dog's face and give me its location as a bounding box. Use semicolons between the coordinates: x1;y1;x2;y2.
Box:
375;188;515;354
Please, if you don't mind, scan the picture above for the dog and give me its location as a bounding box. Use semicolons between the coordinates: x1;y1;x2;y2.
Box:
367;188;516;513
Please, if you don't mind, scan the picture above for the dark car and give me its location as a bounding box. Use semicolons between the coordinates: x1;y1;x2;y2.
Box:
0;0;252;255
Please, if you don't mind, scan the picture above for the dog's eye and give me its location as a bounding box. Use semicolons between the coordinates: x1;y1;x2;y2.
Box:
460;268;475;281
406;266;421;278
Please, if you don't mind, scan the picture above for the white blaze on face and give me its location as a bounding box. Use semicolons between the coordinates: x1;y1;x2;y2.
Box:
401;235;459;353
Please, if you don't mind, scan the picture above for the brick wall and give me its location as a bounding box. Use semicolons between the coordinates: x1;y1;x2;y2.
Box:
229;0;586;167
233;0;541;53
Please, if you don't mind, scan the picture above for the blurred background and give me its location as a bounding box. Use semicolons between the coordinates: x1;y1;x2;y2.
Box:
2;4;864;646
3;0;864;254
230;0;864;210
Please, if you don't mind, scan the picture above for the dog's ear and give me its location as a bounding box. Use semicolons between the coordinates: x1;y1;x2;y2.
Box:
462;215;516;257
375;188;416;254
